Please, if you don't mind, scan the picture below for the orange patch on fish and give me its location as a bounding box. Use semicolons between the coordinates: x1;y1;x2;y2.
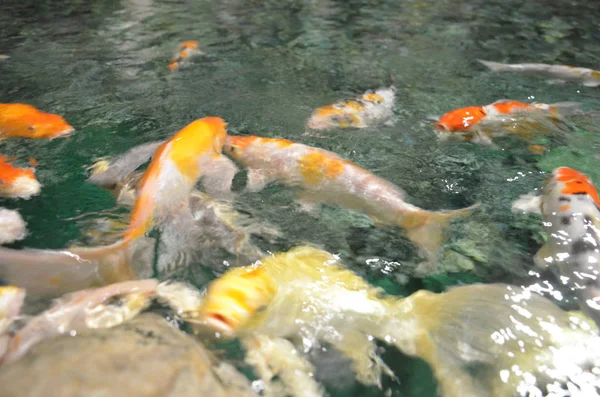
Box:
528;145;547;155
0;156;36;184
362;93;385;103
180;41;199;51
559;204;571;212
299;151;347;185
556;167;600;208
436;106;487;132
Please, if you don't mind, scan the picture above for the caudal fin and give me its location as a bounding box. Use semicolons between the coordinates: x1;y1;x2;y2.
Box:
383;283;597;397
477;59;510;73
0;239;145;299
401;203;480;273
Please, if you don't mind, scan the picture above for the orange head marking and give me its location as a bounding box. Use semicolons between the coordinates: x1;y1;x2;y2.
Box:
362;93;385;103
200;265;277;337
555;167;600;208
179;41;199;51
436;106;487;132
491;100;533;114
168;60;179;70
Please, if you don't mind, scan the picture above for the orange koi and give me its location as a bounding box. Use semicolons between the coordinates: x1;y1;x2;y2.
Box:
306;87;396;130
168;40;203;71
0;117;237;299
0;104;74;139
223;135;478;270
0;155;41;199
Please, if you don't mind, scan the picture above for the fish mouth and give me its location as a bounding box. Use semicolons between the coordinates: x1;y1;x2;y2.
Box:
203;314;235;337
52;127;75;139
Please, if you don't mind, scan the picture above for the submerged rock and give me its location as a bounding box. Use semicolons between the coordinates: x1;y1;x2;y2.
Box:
0;313;257;397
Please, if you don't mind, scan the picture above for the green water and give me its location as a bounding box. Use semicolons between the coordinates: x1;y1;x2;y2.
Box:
2;0;600;395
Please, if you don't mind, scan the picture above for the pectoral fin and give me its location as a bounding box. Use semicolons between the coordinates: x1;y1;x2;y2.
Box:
511;192;542;214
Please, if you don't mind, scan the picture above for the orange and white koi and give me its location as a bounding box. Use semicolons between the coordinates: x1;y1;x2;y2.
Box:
513;167;600;328
306;87;396;130
435;99;580;147
0;117;237;298
196;246;600;397
0;155;41;199
0;208;27;245
223;135;478;269
479;59;600;87
168;40;203;71
0;104;74;139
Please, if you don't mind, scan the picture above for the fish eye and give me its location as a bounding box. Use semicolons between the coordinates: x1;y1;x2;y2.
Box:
28;125;35;131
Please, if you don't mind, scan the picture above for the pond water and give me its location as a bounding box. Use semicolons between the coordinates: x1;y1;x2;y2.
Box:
2;0;600;395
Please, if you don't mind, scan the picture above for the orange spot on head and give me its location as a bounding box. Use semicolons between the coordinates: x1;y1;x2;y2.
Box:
556;167;600;207
362;93;385;103
436;106;487;132
491;101;534;114
299;150;347;185
559;204;571;212
179;40;199;51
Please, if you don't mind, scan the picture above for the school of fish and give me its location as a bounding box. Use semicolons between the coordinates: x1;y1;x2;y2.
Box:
0;38;599;397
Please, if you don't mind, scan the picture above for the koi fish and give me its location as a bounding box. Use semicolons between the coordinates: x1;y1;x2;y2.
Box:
479;59;600;87
0;104;74;139
196;246;600;397
168;40;204;71
223;135;478;270
0;117;236;298
434;99;580;149
0;208;27;245
306;87;396;130
0;155;41;199
512;167;600;328
1;279;158;365
0;55;9;61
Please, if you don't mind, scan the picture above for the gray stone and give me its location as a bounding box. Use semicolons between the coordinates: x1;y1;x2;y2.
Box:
0;313;257;397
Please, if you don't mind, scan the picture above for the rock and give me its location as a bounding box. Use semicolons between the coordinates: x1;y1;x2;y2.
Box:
0;313;257;397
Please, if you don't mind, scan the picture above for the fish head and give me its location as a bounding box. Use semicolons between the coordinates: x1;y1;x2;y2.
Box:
0;160;41;199
436;106;486;133
222;135;259;162
25;112;74;139
179;40;199;51
199;265;277;337
544;167;600;212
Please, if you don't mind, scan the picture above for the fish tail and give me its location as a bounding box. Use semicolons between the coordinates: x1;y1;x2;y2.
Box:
477;59;510;73
0;239;140;299
548;101;584;117
399;203;480;268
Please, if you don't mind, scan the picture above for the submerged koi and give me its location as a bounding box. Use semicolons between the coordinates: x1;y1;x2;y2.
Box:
0;286;25;360
435;99;580;148
0;117;237;298
0;208;27;245
223;135;478;269
306;87;396;130
0;56;9;61
512;167;600;327
0;104;74;139
0;156;41;199
479;59;600;87
197;247;600;397
168;40;203;71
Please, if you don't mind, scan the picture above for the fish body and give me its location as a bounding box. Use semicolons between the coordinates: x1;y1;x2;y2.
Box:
0;55;8;61
0;104;74;139
198;247;600;397
435;99;580;148
0;286;25;360
0;156;41;199
0;208;27;244
224;135;477;267
306;87;396;130
512;167;600;327
168;40;203;70
479;59;600;87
